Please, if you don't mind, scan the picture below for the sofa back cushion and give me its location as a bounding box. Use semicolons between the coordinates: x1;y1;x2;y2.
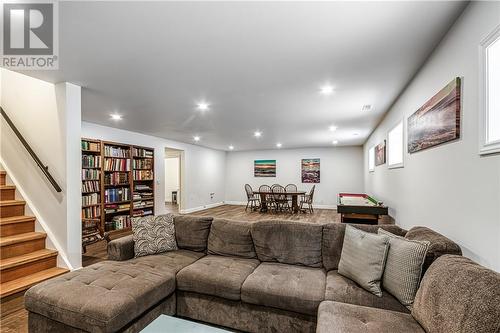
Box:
251;220;323;267
207;218;256;259
405;226;462;273
412;255;500;333
174;215;213;252
322;223;406;271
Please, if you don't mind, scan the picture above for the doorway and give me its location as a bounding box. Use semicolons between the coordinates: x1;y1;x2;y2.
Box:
165;148;183;213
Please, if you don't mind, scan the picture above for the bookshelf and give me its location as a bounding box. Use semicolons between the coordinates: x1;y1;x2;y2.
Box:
81;139;155;248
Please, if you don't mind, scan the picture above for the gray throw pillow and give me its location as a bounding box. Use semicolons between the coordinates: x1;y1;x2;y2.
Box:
378;229;429;308
132;214;178;257
338;225;390;297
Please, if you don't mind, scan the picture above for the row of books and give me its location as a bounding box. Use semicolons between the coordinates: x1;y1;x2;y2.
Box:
133;159;153;169
82;180;100;193
82;219;100;230
82;169;100;180
133;192;153;201
105;215;131;231
82;206;101;219
104;188;130;203
104;172;128;186
133;200;154;209
82;193;99;206
133;170;154;180
82;155;101;168
104;146;130;158
104;158;131;171
133;148;153;158
133;209;153;217
135;184;152;191
104;202;130;214
81;141;100;152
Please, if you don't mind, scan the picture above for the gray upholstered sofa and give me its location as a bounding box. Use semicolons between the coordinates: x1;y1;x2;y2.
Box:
25;216;499;333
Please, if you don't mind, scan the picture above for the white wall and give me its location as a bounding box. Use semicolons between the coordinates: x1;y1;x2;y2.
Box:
364;2;500;271
225;147;364;207
82;122;226;213
0;69;82;269
165;157;179;202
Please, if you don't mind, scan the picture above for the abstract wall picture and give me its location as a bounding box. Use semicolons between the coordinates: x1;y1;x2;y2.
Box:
254;160;276;177
375;141;386;166
408;77;461;153
301;158;320;183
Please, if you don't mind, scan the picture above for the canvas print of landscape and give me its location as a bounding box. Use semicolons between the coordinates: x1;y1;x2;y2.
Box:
408;77;461;153
302;159;320;183
375;141;386;166
254;160;276;177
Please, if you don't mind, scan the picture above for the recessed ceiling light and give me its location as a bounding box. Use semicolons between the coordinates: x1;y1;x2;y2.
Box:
276;143;282;148
193;136;200;142
329;125;338;132
332;140;339;145
228;145;234;150
362;104;372;111
254;131;262;138
110;114;122;120
320;84;334;95
196;102;210;111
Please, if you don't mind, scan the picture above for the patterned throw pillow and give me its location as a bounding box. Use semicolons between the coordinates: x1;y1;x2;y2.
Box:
378;229;429;308
338;225;390;297
132;214;178;258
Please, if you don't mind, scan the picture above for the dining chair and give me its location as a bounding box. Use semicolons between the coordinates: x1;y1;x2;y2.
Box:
285;184;298;206
272;185;290;213
259;185;274;211
244;184;260;211
300;185;315;213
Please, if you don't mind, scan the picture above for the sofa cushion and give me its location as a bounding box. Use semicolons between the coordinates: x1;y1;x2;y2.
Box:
241;262;326;315
127;249;205;273
338;225;390;297
412;255;500;333
251;220;323;267
378;229;429;308
207;218;256;259
132;214;177;257
25;260;176;333
405;226;461;273
174;215;213;252
177;255;260;300
322;223;407;271
316;301;425;333
325;270;409;313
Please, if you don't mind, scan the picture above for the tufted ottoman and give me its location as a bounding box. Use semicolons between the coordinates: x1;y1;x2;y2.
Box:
25;260;176;333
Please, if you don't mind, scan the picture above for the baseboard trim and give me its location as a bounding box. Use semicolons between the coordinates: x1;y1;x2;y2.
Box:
179;202;225;214
223;201;337;210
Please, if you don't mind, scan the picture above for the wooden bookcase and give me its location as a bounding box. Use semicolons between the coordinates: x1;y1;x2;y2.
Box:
81;138;155;247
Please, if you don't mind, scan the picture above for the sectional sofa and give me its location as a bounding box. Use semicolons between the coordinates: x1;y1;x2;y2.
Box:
25;216;499;333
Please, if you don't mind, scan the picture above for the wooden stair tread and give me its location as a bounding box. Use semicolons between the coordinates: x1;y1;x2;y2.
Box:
0;171;5;175
0;200;25;207
0;232;46;247
0;216;35;225
0;267;69;297
0;249;58;270
0;185;15;190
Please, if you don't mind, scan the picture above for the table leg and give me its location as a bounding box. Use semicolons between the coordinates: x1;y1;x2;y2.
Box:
260;193;267;212
292;195;298;214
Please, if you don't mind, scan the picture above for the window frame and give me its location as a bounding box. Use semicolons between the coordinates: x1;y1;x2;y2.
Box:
387;120;405;169
368;146;375;172
479;24;500;155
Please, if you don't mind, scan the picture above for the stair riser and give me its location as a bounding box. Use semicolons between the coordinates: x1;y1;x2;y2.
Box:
0;221;35;237
1;239;45;259
0;188;15;200
0;174;5;186
1;256;57;283
0;204;25;218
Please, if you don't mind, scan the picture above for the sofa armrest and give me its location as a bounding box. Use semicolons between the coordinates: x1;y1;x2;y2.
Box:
107;235;134;261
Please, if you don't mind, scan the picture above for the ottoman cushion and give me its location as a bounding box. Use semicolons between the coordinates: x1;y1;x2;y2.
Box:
25;260;176;333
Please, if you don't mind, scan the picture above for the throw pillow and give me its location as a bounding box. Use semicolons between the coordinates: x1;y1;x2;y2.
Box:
132;214;178;257
378;229;429;308
338;225;390;297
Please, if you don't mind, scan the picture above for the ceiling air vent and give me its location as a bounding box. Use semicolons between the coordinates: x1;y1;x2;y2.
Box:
362;104;372;111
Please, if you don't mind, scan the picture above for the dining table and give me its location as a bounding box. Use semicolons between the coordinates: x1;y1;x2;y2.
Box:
253;190;306;214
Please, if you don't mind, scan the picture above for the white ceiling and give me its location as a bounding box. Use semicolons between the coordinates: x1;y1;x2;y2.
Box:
22;1;467;151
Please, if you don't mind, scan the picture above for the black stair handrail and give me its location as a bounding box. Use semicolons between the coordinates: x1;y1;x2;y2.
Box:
1;106;62;192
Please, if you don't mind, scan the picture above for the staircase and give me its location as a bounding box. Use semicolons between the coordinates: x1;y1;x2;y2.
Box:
0;170;68;300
